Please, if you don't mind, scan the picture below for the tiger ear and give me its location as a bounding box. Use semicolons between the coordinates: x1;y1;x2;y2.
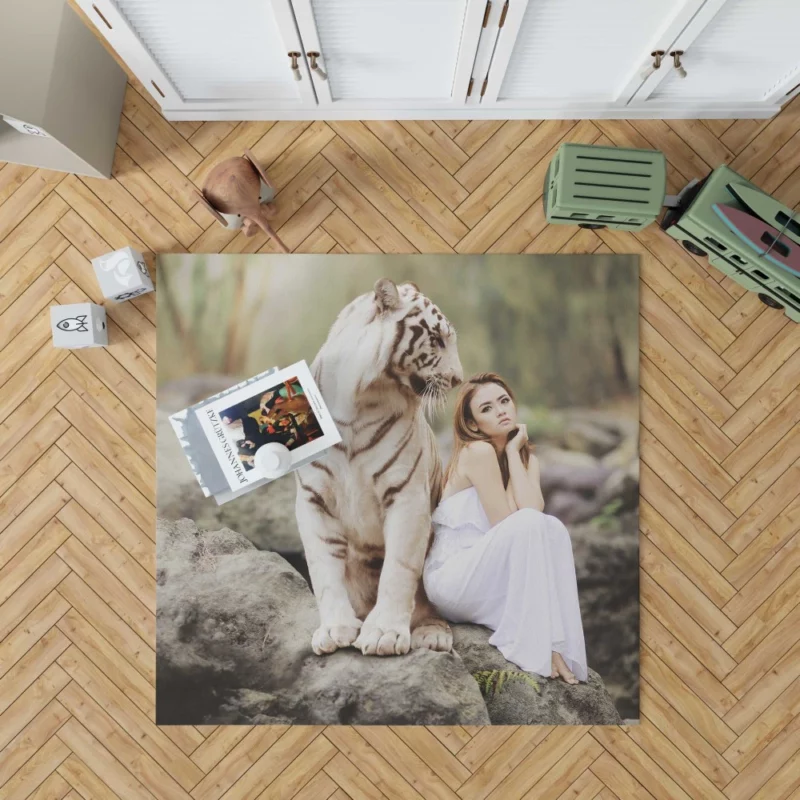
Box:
374;278;400;312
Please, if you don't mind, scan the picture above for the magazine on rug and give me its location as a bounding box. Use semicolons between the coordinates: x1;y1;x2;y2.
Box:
169;359;341;503
156;253;640;727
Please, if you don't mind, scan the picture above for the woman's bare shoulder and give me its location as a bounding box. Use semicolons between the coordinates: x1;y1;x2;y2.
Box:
462;440;496;461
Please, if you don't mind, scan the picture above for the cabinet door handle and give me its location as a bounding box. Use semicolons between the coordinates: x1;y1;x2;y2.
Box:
670;50;687;79
640;50;665;80
307;52;328;81
288;51;302;81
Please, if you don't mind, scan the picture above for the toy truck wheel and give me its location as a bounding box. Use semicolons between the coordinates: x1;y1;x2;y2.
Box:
682;240;707;257
578;223;606;229
758;293;784;310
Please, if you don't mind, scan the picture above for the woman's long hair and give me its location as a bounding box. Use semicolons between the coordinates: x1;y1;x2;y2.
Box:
443;372;530;490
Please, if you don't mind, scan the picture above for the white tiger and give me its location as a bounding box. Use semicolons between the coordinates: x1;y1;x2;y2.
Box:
295;278;463;657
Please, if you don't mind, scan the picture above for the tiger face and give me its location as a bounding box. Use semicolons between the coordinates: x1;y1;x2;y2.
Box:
374;278;463;406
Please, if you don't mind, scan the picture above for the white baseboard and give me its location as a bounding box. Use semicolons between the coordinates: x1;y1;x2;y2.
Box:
162;104;780;122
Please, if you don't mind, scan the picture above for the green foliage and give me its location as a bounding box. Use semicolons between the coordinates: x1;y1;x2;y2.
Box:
472;669;540;698
157;253;640;414
590;498;624;530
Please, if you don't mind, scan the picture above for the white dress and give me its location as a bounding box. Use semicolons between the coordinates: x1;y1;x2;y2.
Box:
423;487;588;682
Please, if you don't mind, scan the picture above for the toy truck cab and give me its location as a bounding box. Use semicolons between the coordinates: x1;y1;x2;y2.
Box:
660;165;800;322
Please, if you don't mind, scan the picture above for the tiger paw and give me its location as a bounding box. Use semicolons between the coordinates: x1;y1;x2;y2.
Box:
354;617;411;656
311;620;361;655
411;620;453;652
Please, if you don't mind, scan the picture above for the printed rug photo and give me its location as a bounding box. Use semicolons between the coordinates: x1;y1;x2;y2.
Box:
156;254;640;726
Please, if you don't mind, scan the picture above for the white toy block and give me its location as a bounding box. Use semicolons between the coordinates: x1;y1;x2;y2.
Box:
91;246;154;302
51;303;107;349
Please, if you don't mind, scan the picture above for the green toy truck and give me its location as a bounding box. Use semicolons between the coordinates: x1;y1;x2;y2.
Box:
543;143;666;232
543;142;800;323
660;165;800;323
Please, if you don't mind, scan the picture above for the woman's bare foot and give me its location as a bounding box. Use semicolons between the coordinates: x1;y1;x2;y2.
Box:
551;651;579;684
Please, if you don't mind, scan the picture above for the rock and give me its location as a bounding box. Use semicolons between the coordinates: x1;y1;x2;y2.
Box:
158;374;236;415
540;462;611;496
600;434;638;470
562;420;620;458
157;517;489;725
567;511;640;720
537;446;600;471
545;490;602;524
158;403;303;554
565;409;638;442
596;458;640;513
537;448;612;498
452;624;621;725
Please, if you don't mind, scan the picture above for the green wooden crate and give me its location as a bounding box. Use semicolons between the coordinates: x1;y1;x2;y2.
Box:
660;164;800;323
544;143;666;231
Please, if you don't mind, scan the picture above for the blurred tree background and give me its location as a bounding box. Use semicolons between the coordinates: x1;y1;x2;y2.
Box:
157;253;638;425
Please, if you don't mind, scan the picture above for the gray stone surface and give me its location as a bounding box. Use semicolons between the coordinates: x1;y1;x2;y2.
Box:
453;624;622;726
157;518;625;726
157;518;489;725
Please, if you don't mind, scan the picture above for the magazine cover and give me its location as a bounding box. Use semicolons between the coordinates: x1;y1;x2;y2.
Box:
156;254;640;727
195;360;340;490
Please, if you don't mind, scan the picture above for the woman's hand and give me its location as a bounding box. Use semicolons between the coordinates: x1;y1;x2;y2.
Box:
506;424;528;453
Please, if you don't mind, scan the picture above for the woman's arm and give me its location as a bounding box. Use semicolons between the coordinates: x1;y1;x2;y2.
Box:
460;442;514;527
505;426;544;512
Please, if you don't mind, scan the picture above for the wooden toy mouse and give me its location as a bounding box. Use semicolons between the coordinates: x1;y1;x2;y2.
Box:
196;149;289;253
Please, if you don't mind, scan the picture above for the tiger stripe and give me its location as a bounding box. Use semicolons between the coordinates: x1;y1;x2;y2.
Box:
350;412;402;458
382;449;423;508
298;479;336;519
372;423;415;482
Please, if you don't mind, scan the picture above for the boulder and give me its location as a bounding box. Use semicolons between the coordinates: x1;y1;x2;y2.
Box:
157;517;489;725
157;518;626;726
562;420;621;458
568;511;640;720
545;490;603;525
452;624;621;725
596;458;640;514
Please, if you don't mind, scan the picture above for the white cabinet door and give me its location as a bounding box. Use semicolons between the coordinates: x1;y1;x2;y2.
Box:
75;0;316;113
480;0;706;110
288;0;487;108
631;0;800;109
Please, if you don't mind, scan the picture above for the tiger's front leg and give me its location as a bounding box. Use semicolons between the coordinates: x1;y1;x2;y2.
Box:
354;489;429;656
296;489;362;655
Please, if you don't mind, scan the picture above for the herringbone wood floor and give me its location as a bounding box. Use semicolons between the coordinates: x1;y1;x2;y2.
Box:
2;49;800;798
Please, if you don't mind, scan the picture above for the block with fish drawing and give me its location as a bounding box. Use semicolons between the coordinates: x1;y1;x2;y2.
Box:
92;246;154;302
50;303;108;348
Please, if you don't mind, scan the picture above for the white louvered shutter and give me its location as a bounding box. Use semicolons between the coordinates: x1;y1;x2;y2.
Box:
301;0;470;101
649;0;800;102
112;0;299;101
496;0;685;102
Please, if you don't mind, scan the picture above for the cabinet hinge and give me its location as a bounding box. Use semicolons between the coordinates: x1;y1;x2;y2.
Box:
480;77;488;97
499;0;509;27
467;77;474;97
482;0;491;27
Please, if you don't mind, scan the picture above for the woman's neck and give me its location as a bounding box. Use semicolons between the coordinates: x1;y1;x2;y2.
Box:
489;435;506;456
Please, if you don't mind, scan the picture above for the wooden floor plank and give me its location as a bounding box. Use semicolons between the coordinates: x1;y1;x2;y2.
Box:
56;681;191;800
56;571;154;684
400;120;469;174
0;699;71;791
